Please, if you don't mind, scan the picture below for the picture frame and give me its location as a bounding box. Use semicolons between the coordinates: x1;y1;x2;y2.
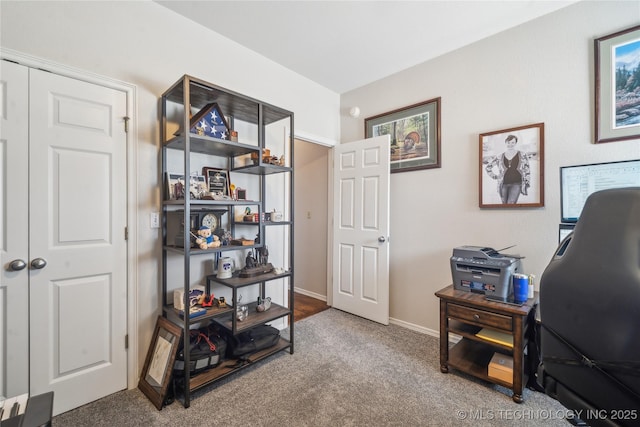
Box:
364;98;441;173
595;24;640;143
192;175;208;199
165;173;185;200
202;167;230;197
479;123;544;208
236;187;247;200
165;173;208;200
138;316;182;410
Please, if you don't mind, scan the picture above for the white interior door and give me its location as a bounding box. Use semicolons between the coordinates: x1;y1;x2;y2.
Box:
332;135;390;325
0;60;30;398
28;68;128;415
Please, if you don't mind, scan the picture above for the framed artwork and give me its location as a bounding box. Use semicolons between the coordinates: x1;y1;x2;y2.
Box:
364;98;441;173
192;175;208;198
202;167;230;197
165;173;185;200
595;24;640;143
138;316;182;410
479;123;544;208
165;173;208;200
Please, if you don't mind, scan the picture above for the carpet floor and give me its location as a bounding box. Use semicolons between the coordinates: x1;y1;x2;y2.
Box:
53;309;571;426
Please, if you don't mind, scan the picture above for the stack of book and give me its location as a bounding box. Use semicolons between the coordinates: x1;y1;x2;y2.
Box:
475;328;513;348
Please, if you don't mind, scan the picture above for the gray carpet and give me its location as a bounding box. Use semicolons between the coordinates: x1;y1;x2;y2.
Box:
53;309;571;426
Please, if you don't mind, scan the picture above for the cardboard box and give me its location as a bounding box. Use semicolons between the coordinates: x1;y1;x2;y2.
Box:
488;352;513;385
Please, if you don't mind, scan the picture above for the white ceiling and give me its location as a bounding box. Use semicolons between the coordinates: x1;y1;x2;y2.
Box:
156;1;579;94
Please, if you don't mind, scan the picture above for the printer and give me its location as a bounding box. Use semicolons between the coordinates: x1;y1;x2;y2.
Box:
450;246;522;300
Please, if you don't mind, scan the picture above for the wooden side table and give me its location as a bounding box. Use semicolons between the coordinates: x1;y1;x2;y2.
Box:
435;284;538;403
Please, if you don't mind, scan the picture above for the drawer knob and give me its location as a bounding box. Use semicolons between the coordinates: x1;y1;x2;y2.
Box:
473;314;480;321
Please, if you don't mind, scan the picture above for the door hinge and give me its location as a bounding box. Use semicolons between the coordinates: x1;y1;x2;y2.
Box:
125;334;129;349
124;226;128;240
123;116;130;133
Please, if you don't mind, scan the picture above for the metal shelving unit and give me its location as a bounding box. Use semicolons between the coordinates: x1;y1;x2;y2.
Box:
160;74;294;408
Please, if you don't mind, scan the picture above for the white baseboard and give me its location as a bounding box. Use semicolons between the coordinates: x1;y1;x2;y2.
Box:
293;287;327;302
389;317;460;344
389;317;439;338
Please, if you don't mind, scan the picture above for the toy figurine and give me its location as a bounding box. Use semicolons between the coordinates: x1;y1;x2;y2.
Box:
259;246;269;265
201;294;215;307
195;226;221;249
245;252;257;269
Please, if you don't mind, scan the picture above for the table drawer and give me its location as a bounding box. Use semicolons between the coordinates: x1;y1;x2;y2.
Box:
448;303;512;331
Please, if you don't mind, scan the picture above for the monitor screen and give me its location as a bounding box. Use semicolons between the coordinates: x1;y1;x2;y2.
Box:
560;159;640;223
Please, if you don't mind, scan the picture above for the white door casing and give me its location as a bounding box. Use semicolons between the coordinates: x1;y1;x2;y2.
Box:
332;135;390;325
27;68;128;415
0;60;30;398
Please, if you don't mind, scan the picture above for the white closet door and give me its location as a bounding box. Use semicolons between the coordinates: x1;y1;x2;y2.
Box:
28;68;128;415
0;60;30;397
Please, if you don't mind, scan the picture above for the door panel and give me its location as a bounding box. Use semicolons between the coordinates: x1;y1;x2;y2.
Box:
332;136;390;325
0;60;30;397
28;68;127;415
339;178;355;227
338;244;354;294
362;176;379;229
362;246;378;301
56;149;111;242
56;274;111;375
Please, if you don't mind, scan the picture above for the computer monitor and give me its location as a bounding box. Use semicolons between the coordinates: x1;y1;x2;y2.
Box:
560;159;640;223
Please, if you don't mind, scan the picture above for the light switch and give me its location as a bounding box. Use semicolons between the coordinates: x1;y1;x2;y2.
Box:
150;212;160;228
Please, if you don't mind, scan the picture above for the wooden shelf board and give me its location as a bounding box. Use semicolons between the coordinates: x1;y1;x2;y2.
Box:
187;337;291;391
447;339;527;389
448;338;496;379
448;321;514;352
163;200;259;207
165;134;259;156
213;302;290;333
207;271;292;289
164;244;262;255
163;303;234;324
163;75;292;125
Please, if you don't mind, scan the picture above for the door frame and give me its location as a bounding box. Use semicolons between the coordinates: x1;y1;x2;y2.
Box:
292;130;337;307
0;48;140;389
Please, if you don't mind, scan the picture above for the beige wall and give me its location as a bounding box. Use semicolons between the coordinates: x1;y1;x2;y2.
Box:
293;139;329;299
0;0;339;379
2;0;639;379
341;1;640;333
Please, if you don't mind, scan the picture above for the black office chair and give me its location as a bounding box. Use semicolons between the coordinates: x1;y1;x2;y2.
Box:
538;188;640;427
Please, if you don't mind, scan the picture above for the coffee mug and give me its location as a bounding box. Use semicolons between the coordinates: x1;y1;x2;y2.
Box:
217;257;235;279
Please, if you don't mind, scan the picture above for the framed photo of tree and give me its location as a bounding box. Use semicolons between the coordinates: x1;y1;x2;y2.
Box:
365;98;441;173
